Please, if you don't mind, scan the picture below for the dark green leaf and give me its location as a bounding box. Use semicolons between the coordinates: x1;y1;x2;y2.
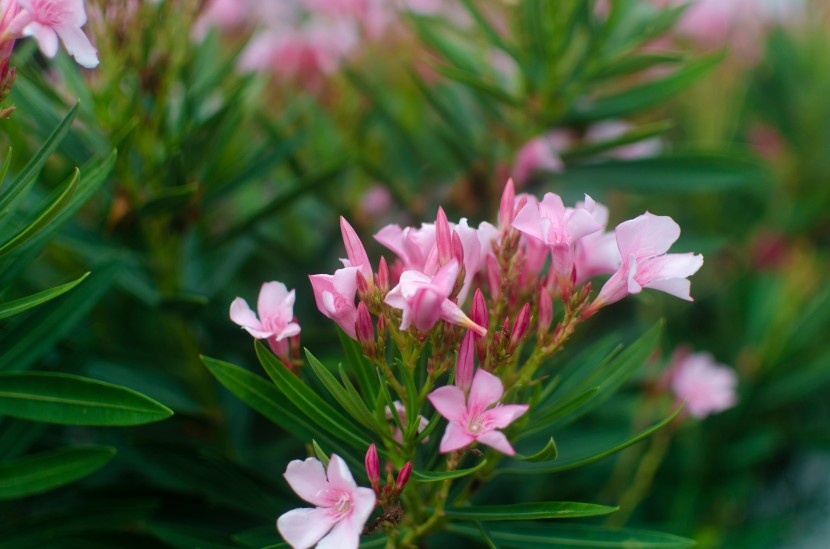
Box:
0;446;115;500
412;458;488;482
515;438;558;462
445;501;618;521
0;272;89;320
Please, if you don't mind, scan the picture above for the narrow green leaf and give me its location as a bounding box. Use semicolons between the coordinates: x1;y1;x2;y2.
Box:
0;272;89;320
515;438;558;462
412;458;487;482
0;372;173;425
312;440;330;467
0;148;12;186
521;388;600;440
0;446;115;500
337;330;379;400
590;52;687;81
476;521;501;549
445;501;618;521
257;342;372;452
447;522;696;548
0;103;78;215
499;405;684;475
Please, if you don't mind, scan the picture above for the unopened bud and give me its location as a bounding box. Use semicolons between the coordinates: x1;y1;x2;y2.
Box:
377;256;390;292
356;302;374;345
340;216;373;284
472;288;489;334
376;313;387;340
486;255;501;300
395;461;412;492
365;444;381;494
356;270;370;296
538;288;553;335
452;231;465;265
436;207;453;266
499;178;516;229
509;303;531;351
455;331;475;392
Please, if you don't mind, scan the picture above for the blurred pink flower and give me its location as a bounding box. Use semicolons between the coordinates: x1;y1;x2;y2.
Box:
309;266;360;339
359;184;393;218
594;212;703;307
277;454;376;549
428;368;528;455
666;348;738;418
193;0;250;38
230;281;300;358
573;197;621;284
11;0;98;67
384;259;486;335
385;400;429;443
512;131;570;186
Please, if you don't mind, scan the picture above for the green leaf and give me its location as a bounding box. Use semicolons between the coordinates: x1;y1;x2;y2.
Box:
143;523;241;549
412;458;488;482
499;405;684;475
447;522;696;548
201;355;357;468
0;272;89;320
515;438;558;462
445;501;618;521
590;52;688;81
312;440;330;467
565;54;722;122
0;103;78;215
560;152;768;194
257;342;372;452
337;330;379;400
0;372;173;425
0;446;116;500
520;388;600;439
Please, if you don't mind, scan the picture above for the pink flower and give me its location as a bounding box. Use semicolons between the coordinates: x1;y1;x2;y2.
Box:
384;259;486;335
594;212;703;307
385;400;428;443
512;130;570;186
573;197;621;284
309;267;360;339
512;192;603;278
277;454;376;549
13;0;99;68
665;349;738;418
428;368;528;455
339;216;373;284
374;222;436;273
230;281;300;358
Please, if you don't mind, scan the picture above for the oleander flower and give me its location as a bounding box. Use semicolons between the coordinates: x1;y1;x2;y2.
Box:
666;348;738;418
309;267;361;339
385;400;429;443
230;281;300;358
428;368;528;455
14;0;98;68
277;454;376;549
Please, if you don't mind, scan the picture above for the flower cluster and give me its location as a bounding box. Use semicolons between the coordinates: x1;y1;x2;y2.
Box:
195;0;445;86
232;179;714;548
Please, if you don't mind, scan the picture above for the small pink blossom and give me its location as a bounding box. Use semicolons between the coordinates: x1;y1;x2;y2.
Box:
512;192;603;279
385;400;428;443
573;197;621;284
512;131;570;186
277;454;376;549
13;0;99;68
593;212;703;307
665;348;738;418
309;267;360;339
428;368;528;455
230;281;300;358
384;259;486;335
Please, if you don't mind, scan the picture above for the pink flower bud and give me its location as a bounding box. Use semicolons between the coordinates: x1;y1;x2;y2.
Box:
376;256;390;292
436;206;453;266
452;231;465;265
377;313;387;339
486;255;501;300
340;216;373;283
499;178;516;229
455;331;475;392
509;303;531;351
356;270;370;295
356;302;374;345
365;443;381;494
538;288;553;335
471;288;489;334
395;461;412;492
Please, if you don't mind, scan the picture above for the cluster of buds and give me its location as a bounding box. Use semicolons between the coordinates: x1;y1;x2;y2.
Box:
364;443;411;507
0;0;99;117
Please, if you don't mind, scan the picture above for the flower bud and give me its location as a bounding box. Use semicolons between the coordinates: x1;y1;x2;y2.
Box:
365;443;381;494
376;256;390;292
340;216;373;284
356;302;374;345
436;207;453;266
395;461;412;493
486;255;501;300
471;288;489;334
499;178;516;230
455;331;475;392
538;288;553;336
356;270;370;296
508;303;531;351
452;231;465;265
376;313;387;340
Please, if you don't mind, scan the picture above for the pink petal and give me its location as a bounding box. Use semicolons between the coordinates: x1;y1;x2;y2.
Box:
229;298;271;339
615;212;681;260
325;454;357;492
439;421;476;453
283;457;330;507
428;385;468;422
566;207;603;242
476;430;515;455
511;199;543;242
56;24;98;68
411;287;444;331
25;22;58;58
644;278;693;301
431;259;460;296
468;369;504;413
317;487;376;549
644;253;704;280
277;507;338;549
483;404;529;429
257;281;290;322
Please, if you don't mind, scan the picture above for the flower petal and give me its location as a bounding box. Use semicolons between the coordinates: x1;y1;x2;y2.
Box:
277;507;338;549
229;298;271;339
283;457;330;507
56;24;98;68
427;385;468;423
25;23;59;58
476;430;516;455
468;369;504;414
615;212;680;259
257;281;290;322
439;421;476;453
326;454;357;492
483;404;529;429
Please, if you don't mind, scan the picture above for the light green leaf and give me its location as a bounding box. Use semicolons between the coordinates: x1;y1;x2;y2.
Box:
515;438;558;462
445;501;618;521
0;372;173;425
0;446;116;500
312;440;330;467
412;458;488;482
0;272;89;320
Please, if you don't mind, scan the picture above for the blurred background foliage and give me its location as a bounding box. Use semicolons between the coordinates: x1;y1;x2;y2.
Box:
0;0;829;547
